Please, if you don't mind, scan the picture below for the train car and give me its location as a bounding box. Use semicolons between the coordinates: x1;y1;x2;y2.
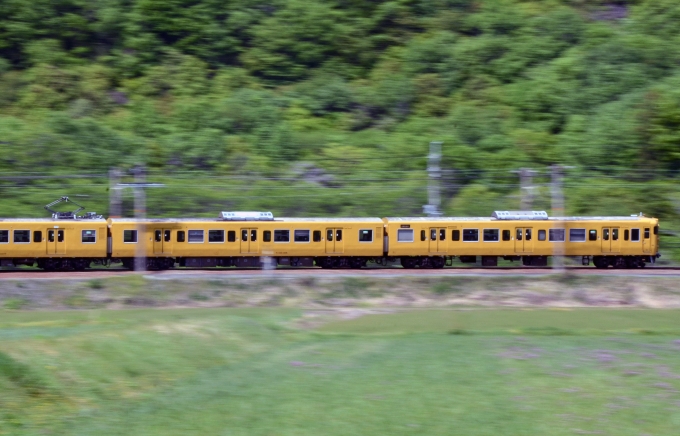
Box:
383;211;660;269
0;217;109;270
108;213;384;269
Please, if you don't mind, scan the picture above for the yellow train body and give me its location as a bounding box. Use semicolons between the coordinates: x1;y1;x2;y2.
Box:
384;215;659;267
0;218;108;269
108;217;384;269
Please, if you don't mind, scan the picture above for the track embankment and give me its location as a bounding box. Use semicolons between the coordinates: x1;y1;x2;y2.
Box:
1;271;680;311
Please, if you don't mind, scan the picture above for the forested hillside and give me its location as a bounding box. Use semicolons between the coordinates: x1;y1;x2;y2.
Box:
1;0;680;230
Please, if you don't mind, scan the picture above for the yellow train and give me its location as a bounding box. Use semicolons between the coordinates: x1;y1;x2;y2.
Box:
0;209;661;270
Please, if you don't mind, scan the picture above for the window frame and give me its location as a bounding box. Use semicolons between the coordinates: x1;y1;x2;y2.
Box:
644;228;650;239
462;228;479;242
263;230;271;242
33;230;43;243
569;228;586;242
538;230;546;241
13;230;30;244
294;229;311;243
0;230;8;243
313;230;322;242
81;229;97;244
358;229;373;243
177;231;186;242
208;229;225;243
124;229;138;243
397;228;414;243
452;230;460;241
589;229;597;241
631;228;640;242
483;228;500;242
548;229;565;242
188;229;205;243
227;230;235;242
274;229;290;243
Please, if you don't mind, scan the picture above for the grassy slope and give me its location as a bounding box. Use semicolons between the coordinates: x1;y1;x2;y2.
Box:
2;308;680;434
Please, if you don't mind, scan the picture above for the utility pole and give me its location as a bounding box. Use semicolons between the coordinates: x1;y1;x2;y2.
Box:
510;168;537;210
551;164;565;273
133;165;147;272
109;167;122;218
424;141;443;217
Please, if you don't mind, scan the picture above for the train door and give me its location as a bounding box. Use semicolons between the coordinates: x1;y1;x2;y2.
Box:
601;227;620;253
514;228;533;253
240;228;259;254
429;228;446;253
643;227;651;253
153;229;173;254
325;228;344;254
46;229;66;255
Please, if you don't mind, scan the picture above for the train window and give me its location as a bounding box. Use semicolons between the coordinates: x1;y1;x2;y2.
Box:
164;230;171;242
359;229;373;242
430;229;436;241
326;229;333;242
275;230;290;242
452;230;460;241
264;230;271;242
525;229;532;241
227;231;235;242
644;228;650;239
313;230;322;242
48;230;55;242
549;229;565;242
603;228;609;241
483;229;499;242
241;230;248;242
397;229;414;242
58;230;64;243
612;229;619;241
294;230;310;242
463;229;478;242
502;230;511;241
177;231;186;242
124;230;137;243
421;230;427;241
155;230;162;242
631;229;640;242
654;226;658;235
209;230;225;243
336;230;342;241
538;230;546;241
82;230;96;243
516;229;522;241
589;230;597;241
14;230;30;243
624;230;629;241
439;229;445;241
251;230;257;241
569;229;586;242
188;230;204;243
0;230;8;243
33;231;43;243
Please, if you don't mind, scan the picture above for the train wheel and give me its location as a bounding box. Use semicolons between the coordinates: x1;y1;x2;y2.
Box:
613;257;626;269
430;256;446;269
349;258;366;269
401;257;416;269
593;256;607;268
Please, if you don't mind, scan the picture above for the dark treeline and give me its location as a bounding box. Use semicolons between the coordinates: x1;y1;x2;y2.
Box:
1;0;680;224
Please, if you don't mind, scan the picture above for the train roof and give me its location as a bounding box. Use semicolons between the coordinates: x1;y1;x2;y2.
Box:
385;216;657;222
0;218;108;223
108;217;384;223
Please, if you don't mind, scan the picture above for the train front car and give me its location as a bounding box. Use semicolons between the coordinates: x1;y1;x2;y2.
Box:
109;212;385;269
0;217;108;270
383;212;660;269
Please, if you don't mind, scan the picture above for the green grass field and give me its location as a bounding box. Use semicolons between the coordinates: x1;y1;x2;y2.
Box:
2;308;680;435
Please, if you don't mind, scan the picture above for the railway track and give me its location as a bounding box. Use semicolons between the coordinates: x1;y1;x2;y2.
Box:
2;266;680;280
